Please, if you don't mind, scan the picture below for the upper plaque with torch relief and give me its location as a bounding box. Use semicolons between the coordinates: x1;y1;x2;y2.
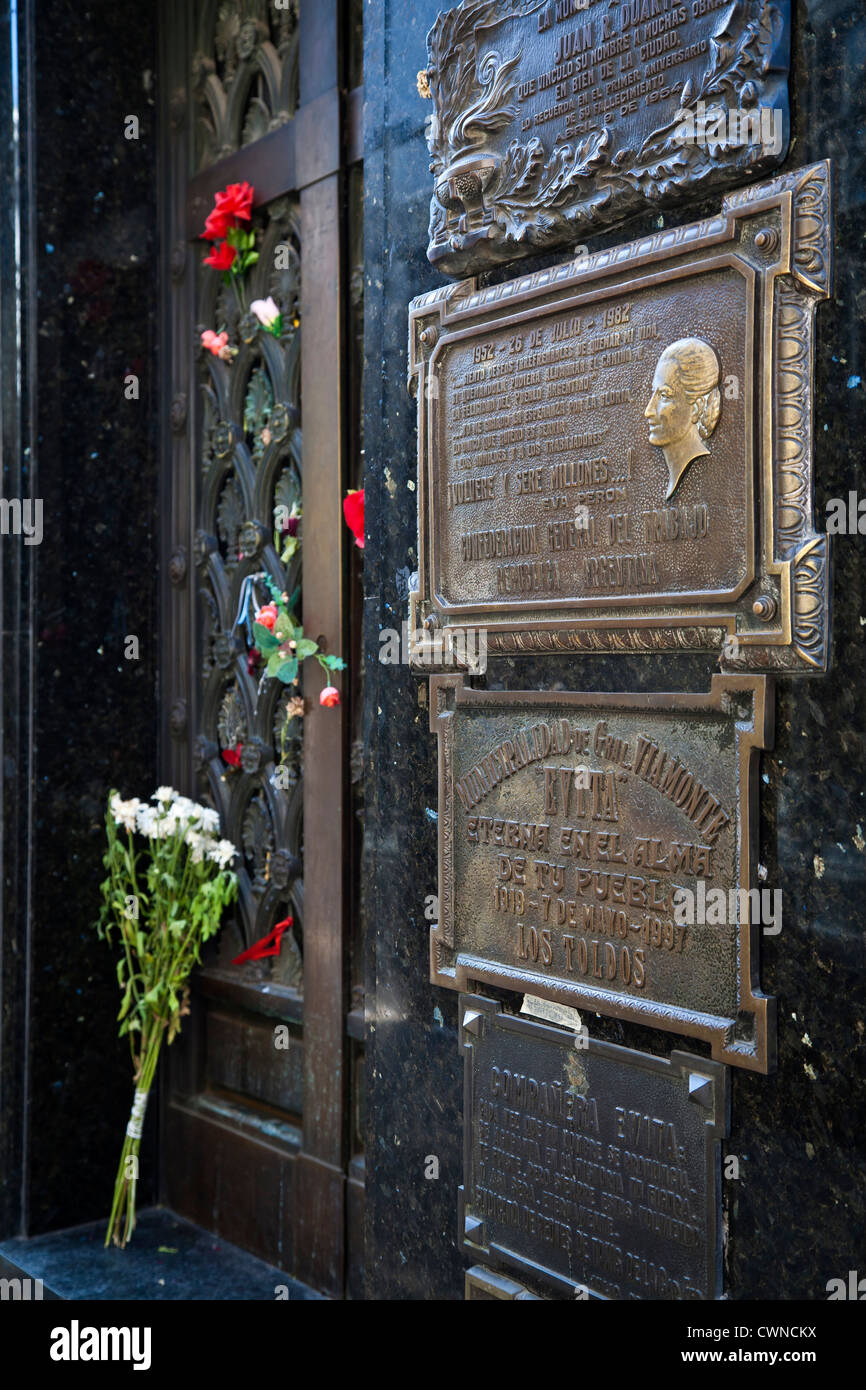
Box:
420;0;791;276
408;161;832;673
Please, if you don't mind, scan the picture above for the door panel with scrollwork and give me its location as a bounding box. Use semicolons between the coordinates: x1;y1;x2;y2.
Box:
195;192;305;991
159;0;362;1296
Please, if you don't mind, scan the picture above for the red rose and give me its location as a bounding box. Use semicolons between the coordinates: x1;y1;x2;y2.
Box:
343;489;364;550
319;685;341;708
201;205;234;241
203;240;236;271
214;181;254;224
255;603;278;631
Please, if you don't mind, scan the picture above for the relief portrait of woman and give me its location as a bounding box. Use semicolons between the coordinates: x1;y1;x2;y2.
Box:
644;337;722;501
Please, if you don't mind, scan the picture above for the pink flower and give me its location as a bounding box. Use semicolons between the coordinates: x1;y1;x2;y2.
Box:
255;603;279;632
201;329;229;357
251;296;281;330
319;686;341;708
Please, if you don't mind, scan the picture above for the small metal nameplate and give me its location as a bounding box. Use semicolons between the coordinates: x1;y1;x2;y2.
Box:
460;995;728;1299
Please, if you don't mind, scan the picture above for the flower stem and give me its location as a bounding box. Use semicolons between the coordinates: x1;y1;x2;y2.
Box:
104;1021;166;1248
230;270;245;317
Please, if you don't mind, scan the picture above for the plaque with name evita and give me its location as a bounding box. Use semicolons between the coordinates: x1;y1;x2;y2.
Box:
460;995;728;1299
409;161;831;673
420;0;791;275
431;674;775;1072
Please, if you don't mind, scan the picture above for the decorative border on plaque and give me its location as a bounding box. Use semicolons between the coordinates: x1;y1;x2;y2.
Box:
458;996;728;1300
430;674;776;1073
408;161;832;674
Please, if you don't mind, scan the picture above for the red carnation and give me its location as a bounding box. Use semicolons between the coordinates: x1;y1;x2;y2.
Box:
343;489;364;550
320;685;341;708
214;181;254;224
203;240;236;271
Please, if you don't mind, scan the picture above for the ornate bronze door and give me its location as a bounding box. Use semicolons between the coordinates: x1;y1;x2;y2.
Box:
157;0;364;1297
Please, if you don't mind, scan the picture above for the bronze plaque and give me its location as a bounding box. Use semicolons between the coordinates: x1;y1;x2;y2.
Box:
420;0;791;276
431;675;775;1072
409;161;832;672
460;995;728;1299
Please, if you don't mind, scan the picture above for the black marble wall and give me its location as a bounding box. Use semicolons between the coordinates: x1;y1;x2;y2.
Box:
0;0;159;1237
362;0;866;1299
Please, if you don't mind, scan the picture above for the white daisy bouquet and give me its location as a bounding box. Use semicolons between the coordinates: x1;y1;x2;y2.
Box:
97;786;238;1248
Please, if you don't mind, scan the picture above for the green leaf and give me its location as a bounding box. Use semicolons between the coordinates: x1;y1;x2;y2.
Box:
266;651;286;678
276;657;299;685
294;638;319;660
117;981;133;1022
321;654;347;671
253;622;279;654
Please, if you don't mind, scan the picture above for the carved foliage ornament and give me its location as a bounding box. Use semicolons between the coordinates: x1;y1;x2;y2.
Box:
422;0;791;274
193;0;299;166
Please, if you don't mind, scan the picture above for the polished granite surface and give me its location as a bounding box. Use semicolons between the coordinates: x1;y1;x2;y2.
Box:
0;1208;324;1301
362;0;866;1300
